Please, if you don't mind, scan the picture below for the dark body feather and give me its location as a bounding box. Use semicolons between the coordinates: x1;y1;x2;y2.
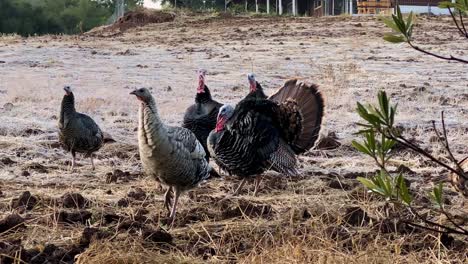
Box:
59;92;104;157
182;85;222;161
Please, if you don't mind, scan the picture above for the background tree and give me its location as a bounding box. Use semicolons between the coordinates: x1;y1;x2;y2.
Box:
0;0;143;36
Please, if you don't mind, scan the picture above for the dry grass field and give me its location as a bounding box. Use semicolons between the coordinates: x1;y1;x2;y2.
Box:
0;12;467;263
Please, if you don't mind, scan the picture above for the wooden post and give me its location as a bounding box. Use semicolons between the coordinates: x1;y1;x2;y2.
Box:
279;0;283;14
245;0;248;12
349;0;353;14
267;0;270;14
256;0;259;13
292;0;296;15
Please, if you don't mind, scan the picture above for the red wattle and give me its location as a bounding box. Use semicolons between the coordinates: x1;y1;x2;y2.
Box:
215;118;225;132
197;79;205;93
249;82;256;92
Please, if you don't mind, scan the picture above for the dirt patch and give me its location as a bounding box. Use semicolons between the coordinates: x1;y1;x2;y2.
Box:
22;162;49;173
0;214;25;233
127;187;147;201
342;206;372;227
89;10;176;35
54;210;92;224
79;227;112;247
219;199;274;220
0;157;16;166
61;193;89;209
141;227;173;244
0;242;84;264
11;191;38;210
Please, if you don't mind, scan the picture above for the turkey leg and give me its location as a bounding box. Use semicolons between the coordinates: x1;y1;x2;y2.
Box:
163;187;173;213
253;176;262;196
232;178;248;196
70;151;77;171
169;188;181;226
90;155;95;171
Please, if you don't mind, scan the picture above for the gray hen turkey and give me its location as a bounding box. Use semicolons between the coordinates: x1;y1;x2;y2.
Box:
131;87;212;224
208;78;324;196
59;86;104;171
182;70;222;163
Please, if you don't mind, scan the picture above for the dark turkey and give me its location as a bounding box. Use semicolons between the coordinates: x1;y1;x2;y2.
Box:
208;79;324;196
59;86;104;171
182;70;222;163
243;73;267;101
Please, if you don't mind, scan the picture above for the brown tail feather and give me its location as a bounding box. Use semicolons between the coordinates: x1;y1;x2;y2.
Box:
270;79;324;154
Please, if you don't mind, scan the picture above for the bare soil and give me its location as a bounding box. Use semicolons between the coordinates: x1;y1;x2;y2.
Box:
0;13;467;263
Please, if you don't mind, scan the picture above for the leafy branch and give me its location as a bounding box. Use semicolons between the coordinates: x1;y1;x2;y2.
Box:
383;5;468;63
353;91;467;235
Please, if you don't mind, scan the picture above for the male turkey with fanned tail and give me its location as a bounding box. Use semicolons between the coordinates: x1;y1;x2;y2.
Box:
59;86;104;171
131;88;212;225
182;69;222;163
208;76;324;196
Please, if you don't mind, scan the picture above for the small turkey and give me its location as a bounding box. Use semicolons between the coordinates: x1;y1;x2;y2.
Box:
59;86;104;171
208;78;324;196
182;70;222;162
131;87;212;224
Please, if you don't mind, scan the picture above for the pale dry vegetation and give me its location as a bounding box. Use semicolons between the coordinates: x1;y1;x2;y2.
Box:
0;13;467;263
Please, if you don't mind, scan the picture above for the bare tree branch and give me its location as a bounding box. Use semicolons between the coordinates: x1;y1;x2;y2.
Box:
408;42;468;64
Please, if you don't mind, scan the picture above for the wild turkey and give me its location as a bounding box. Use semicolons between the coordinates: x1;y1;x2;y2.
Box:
130;87;212;224
208;79;324;196
182;70;222;162
59;86;104;171
244;73;267;101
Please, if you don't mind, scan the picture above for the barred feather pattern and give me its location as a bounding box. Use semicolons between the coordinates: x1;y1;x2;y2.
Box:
138;96;211;192
208;100;298;178
58;93;103;156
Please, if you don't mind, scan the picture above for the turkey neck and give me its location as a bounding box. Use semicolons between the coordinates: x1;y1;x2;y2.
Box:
247;82;267;99
60;93;76;125
138;97;170;151
195;85;213;104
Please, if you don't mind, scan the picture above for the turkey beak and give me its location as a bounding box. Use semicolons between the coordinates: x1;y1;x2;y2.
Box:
63;86;71;95
130;90;137;95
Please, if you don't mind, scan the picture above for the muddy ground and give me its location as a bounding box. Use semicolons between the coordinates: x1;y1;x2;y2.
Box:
0;13;467;263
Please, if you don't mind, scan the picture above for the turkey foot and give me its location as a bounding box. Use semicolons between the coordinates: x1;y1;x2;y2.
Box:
220;178;248;202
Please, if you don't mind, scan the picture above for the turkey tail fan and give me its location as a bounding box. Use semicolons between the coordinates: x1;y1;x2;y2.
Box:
269;79;325;154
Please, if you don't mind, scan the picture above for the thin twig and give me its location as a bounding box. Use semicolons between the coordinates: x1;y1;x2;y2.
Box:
407;41;468;64
447;7;466;37
439;111;467;177
459;156;468;165
383;130;467;180
403;221;445;234
439;209;468;234
408;207;468;235
459;11;468;38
